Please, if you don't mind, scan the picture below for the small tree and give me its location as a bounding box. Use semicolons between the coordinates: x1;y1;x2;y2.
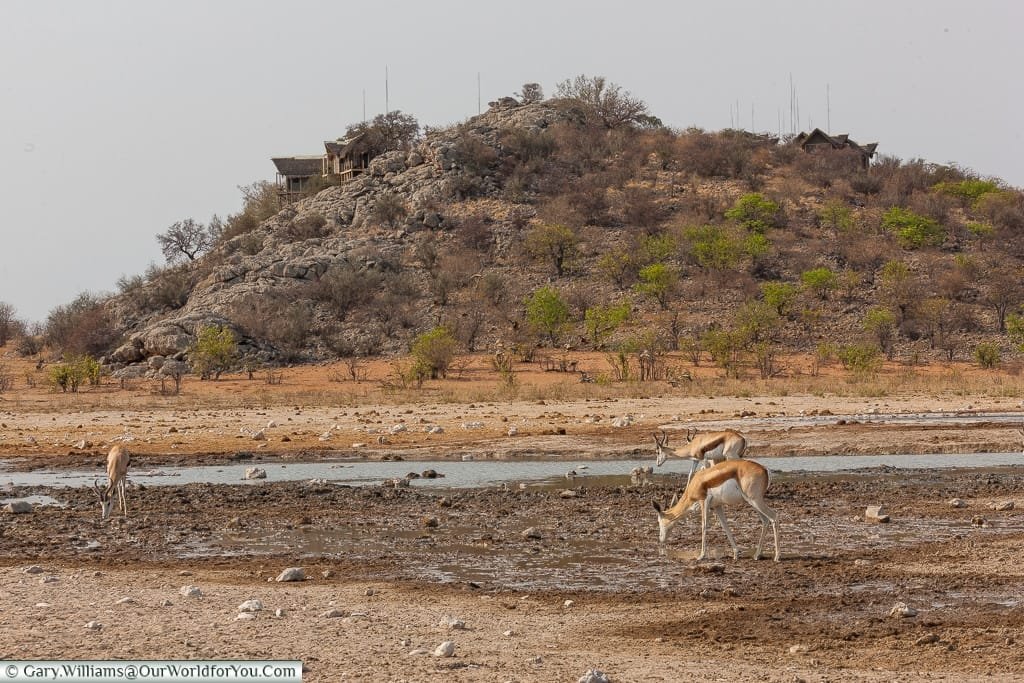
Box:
189;325;238;380
760;281;798;317
863;307;898;358
634;263;679;310
584;302;630;349
409;326;459;380
525;223;578;277
0;301;16;347
525;286;570;345
344;110;420;157
725;193;782;233
800;267;838;300
157;218;216;263
517;83;544;103
554;74;652;129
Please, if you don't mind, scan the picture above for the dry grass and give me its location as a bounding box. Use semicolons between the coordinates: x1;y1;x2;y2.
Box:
2;350;1022;414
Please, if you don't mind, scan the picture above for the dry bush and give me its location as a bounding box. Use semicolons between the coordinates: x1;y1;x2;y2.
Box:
450;212;495;253
45;293;120;357
284;213;329;240
788;147;866;188
670;129;769;179
607;184;668;233
312;263;383;320
454;134;499;176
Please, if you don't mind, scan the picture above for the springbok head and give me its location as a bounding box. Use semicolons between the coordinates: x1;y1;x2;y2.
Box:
685;427;698;443
651;495;683;543
654;430;672;467
93;479;113;520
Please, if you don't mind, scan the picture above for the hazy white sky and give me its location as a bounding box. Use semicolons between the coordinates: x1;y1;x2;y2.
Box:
1;0;1021;323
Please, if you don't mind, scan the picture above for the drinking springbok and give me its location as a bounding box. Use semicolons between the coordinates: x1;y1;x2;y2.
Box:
93;445;130;519
652;458;780;562
653;428;746;486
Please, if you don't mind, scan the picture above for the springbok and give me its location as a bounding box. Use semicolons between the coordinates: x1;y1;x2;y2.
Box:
654;428;746;486
93;445;130;519
652;458;780;562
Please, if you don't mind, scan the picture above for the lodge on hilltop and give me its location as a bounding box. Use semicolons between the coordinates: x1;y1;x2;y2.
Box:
272;133;376;202
795;128;878;169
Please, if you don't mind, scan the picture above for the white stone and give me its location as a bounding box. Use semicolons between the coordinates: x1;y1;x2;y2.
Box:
320;609;345;618
949;498;967;508
235;612;256;621
244;467;267;480
3;501;32;514
389;423;407;434
564;599;575;608
179;585;203;598
889;602;918;618
251;430;267;441
275;609;285;617
84;621;103;631
115;597;135;605
521;527;542;540
238;599;264;613
578;670;610;683
507;426;518;436
23;565;44;574
433;641;455;657
461;421;484;430
440;615;466;630
276;567;305;582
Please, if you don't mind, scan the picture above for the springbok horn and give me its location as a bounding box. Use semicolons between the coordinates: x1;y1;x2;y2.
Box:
669;492;679;508
92;478;104;499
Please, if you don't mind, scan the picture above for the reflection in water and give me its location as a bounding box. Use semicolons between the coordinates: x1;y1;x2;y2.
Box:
4;452;1024;490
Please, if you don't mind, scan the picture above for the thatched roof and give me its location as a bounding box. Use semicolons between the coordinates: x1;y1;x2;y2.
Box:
324;133;368;157
271;156;322;177
796;128;878;158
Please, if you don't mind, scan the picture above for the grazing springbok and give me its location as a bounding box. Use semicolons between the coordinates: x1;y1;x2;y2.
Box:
651;459;780;562
654;428;746;486
93;445;130;519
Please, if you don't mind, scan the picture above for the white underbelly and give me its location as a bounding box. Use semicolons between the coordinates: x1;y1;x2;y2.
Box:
707;479;747;507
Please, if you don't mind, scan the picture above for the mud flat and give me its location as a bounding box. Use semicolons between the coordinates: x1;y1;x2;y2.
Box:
2;464;1023;681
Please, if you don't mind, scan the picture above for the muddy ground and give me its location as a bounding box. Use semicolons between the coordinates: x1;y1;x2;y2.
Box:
2;382;1024;681
2;462;1024;681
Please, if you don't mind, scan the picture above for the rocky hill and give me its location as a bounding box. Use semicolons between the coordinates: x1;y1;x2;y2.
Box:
100;93;1024;377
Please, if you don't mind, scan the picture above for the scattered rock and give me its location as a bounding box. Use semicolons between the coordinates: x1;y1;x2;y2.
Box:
235;612;256;621
426;425;444;434
521;527;542;540
971;516;989;528
865;505;890;523
238;599;264;613
611;416;633;428
461;422;484;430
563;599;575;608
422;516;439;528
39;576;58;584
433;641;455;657
23;565;44;574
84;621;103;631
115;597;135;605
243;467;267;480
948;498;967;508
3;501;32;514
320;609;345;618
889;602;918;618
991;501;1015;511
560;489;578;498
440;615;466;630
389;423;407;434
275;609;285;617
507;426;518;436
578;670;610;683
160;600;172;607
250;430;267;441
789;644;810;654
179;585;203;598
276;567;305;582
915;633;940;645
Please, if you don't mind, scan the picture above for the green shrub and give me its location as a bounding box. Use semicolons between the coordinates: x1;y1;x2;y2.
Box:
837;343;882;375
881;207;944;249
47;355;100;393
189;326;238;380
974;342;1001;369
584;302;631;349
409;326;459;380
724;193;782;233
525;286;570;344
634;263;679;309
800;268;838;300
934;178;1001;205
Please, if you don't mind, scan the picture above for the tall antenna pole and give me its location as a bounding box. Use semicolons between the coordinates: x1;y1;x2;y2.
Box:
751;102;754;133
826;83;831;134
385;66;389;114
477;72;481;115
362;89;366;123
